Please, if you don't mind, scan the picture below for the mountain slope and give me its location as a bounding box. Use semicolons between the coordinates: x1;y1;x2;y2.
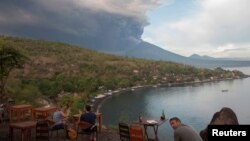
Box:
1;35;248;111
188;54;250;68
189;54;216;60
98;40;250;68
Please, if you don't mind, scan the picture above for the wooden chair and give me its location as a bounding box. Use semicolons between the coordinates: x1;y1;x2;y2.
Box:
36;120;50;141
76;121;98;141
0;104;6;124
46;119;67;137
0;108;4;126
118;122;130;141
130;123;144;141
0;104;9;125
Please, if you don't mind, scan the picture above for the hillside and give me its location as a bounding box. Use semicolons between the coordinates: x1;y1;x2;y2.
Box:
0;36;247;113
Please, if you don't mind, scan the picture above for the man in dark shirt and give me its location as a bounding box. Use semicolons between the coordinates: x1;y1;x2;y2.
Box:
80;104;97;141
169;117;202;141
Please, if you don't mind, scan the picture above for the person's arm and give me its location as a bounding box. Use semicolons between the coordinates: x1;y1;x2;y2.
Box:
78;114;82;123
60;111;67;118
94;114;97;124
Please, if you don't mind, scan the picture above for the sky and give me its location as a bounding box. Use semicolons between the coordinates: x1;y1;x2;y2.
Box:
142;0;250;58
0;0;250;59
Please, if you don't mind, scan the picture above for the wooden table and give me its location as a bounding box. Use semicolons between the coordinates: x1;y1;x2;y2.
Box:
73;113;102;132
33;106;57;120
140;119;166;141
9;105;33;123
9;121;36;141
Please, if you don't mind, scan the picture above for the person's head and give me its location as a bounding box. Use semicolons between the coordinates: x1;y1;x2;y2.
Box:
169;117;182;130
85;104;91;112
58;105;63;111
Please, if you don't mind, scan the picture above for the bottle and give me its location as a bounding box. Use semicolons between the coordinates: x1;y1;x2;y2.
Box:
161;110;165;120
139;113;142;122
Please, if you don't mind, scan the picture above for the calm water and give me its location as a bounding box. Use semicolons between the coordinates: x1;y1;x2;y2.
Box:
99;67;250;141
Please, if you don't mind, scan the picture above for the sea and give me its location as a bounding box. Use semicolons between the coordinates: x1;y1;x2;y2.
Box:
99;66;250;141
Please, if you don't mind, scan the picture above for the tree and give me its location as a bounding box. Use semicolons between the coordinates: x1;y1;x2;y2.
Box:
0;42;28;101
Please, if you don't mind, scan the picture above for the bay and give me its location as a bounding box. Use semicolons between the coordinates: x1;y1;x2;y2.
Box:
99;67;250;141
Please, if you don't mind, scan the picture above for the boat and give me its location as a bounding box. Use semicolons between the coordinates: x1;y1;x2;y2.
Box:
221;89;229;92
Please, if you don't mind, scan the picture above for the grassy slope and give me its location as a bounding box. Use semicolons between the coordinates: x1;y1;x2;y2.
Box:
0;35;246;111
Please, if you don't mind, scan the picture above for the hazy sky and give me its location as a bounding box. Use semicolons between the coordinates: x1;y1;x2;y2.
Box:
1;0;250;59
143;0;250;58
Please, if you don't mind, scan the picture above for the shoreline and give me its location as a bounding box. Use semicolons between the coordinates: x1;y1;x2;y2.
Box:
90;76;249;113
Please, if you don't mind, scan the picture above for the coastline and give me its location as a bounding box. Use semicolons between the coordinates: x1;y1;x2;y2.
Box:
91;85;149;112
90;75;249;113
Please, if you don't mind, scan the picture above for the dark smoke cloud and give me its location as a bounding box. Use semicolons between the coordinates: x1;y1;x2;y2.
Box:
0;0;154;54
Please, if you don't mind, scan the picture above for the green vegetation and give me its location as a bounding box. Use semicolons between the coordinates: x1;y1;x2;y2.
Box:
0;40;28;100
0;35;247;115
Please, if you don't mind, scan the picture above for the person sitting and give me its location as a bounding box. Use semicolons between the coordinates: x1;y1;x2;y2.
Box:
169;117;202;141
79;104;97;141
52;106;68;133
199;107;239;141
